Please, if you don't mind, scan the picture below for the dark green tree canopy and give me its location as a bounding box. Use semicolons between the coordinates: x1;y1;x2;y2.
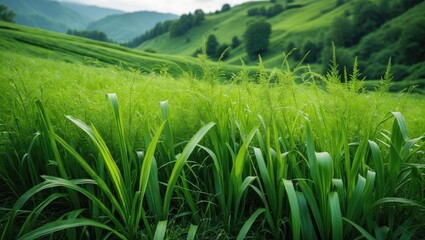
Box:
243;20;272;59
221;4;231;12
331;15;355;47
216;43;230;60
0;4;15;23
231;36;241;48
303;39;321;63
206;34;219;58
67;29;109;42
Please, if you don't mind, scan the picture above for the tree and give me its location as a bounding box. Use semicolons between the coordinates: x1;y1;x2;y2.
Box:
169;13;195;37
303;39;321;63
330;14;355;47
206;34;219;58
221;4;231;12
336;0;345;6
67;29;109;42
193;9;205;26
232;36;241;48
0;4;15;23
216;43;230;60
398;18;425;64
402;0;424;10
244;21;272;59
286;41;301;61
352;0;383;44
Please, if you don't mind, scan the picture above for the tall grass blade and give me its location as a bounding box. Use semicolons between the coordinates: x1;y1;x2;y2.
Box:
162;122;215;217
66;116;129;215
388;113;404;194
329;192;343;240
35;100;68;180
348;139;368;195
296;192;315;240
343;218;375;240
283;179;301;240
236;208;265;240
53;133;126;222
18;193;68;236
232;127;258;190
187;224;198;240
18;218;126;240
107;93;131;193
372;198;425;210
136;122;166;223
235;176;256;215
368;140;384;199
153;220;167;240
160;100;175;158
305;119;317;181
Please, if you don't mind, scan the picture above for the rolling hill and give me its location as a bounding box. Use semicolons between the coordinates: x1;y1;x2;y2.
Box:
0;21;249;78
135;0;425;83
0;0;177;43
137;0;342;67
87;11;178;43
0;0;91;32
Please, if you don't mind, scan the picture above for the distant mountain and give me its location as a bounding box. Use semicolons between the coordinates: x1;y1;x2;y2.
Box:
0;0;91;32
86;11;178;43
59;1;125;22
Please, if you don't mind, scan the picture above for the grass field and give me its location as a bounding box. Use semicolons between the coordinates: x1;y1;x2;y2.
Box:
0;21;254;78
1;31;425;239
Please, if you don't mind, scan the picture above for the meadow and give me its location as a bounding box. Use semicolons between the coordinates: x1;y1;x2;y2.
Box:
1;46;425;239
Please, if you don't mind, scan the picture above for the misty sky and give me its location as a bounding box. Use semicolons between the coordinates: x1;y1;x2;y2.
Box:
58;0;257;15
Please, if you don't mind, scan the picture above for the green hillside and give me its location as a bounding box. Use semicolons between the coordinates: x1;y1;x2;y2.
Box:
87;11;178;43
136;0;425;83
0;0;91;32
138;0;341;67
0;21;248;77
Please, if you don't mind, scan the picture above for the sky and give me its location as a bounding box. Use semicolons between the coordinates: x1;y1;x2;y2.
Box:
58;0;257;15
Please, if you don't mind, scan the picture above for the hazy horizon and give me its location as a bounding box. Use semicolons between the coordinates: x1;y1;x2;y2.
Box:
56;0;258;15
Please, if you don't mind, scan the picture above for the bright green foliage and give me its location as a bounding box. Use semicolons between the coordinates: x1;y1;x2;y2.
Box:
1;46;425;239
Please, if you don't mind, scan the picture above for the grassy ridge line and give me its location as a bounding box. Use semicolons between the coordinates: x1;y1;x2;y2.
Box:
0;21;189;74
0;21;247;77
137;0;338;66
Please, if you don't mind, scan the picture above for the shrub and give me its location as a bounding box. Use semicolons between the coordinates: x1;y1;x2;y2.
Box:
0;4;15;23
216;43;230;60
330;15;355;47
231;36;241;49
303;39;321;63
66;29;110;42
221;4;231;12
206;34;219;58
244;20;272;59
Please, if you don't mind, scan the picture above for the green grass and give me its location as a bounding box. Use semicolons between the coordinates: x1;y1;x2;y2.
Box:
1;45;425;239
0;21;257;79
